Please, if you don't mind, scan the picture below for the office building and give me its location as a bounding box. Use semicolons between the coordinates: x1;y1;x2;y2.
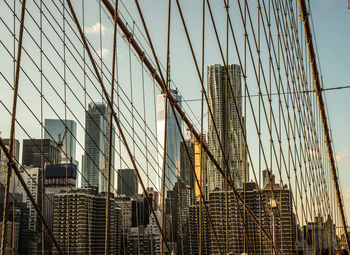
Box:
44;119;77;164
0;139;20;187
117;169;138;198
144;187;160;211
207;64;246;190
262;175;296;254
15;166;43;233
82;102;115;192
194;134;208;200
44;163;77;253
156;89;182;196
180;138;194;189
188;203;210;254
22;139;58;168
52;189;122;254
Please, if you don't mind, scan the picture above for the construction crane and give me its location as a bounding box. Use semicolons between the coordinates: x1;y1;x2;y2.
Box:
57;129;67;164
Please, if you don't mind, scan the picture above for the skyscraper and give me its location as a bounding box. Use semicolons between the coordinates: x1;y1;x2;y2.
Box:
44;119;77;164
180;138;194;189
207;64;245;190
156;89;182;196
22;139;58;168
82;102;115;192
117;169;138;198
0;139;20;185
194;134;208;200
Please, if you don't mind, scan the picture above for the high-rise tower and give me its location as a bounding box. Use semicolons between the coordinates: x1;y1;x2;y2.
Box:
156;89;182;197
207;64;246;190
82;102;115;192
44;119;77;164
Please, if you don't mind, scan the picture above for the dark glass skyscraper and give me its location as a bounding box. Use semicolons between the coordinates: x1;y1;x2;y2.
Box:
82;102;115;192
22;139;58;167
117;169;138;198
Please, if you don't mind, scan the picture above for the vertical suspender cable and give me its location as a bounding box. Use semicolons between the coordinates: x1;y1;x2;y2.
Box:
298;0;350;251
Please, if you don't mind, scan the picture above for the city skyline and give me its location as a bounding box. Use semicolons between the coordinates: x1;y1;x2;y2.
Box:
0;0;349;254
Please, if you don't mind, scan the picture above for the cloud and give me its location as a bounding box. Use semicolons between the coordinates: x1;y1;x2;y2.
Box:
84;22;110;36
343;189;350;202
334;151;350;165
96;48;109;58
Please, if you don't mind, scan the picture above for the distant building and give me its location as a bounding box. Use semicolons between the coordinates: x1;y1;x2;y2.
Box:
207;64;246;190
180;139;195;190
44;119;77;164
262;175;296;254
52;189;121;254
45;163;77;192
127;226;153;255
117;169;138;198
0;138;20;188
44;163;77;253
206;178;295;254
18;166;43;233
82;102;115;193
188;203;211;254
0;192;30;255
15;166;43;253
22;139;58;168
132;194;150;228
194;134;208;200
156;89;182;197
144;187;160;211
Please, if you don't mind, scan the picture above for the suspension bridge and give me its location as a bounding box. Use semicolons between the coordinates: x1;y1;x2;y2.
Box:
0;0;349;254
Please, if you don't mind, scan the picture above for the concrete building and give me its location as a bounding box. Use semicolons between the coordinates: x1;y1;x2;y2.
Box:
207;64;246;190
188;203;211;255
156;89;182;197
17;166;43;233
44;163;77;253
52;189;121;254
0;139;20;189
194;134;208;200
82;102;115;193
207;179;295;254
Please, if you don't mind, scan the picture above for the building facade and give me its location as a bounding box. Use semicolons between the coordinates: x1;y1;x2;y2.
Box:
52;189;121;254
22;139;58;168
0;139;20;187
117;168;138;198
207;64;246;190
156;89;182;197
44;119;77;164
82;102;115;193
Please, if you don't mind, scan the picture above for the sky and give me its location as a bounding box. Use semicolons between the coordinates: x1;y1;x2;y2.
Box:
0;0;350;225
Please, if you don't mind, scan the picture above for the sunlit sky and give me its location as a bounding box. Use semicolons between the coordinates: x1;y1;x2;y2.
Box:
0;0;349;223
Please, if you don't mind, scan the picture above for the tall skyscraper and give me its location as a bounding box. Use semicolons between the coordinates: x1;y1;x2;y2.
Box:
82;102;115;192
44;119;77;164
207;64;246;190
117;169;138;198
22;139;58;168
156;89;182;197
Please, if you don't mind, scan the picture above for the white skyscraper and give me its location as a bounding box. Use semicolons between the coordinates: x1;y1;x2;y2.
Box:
156;89;182;197
207;64;246;190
